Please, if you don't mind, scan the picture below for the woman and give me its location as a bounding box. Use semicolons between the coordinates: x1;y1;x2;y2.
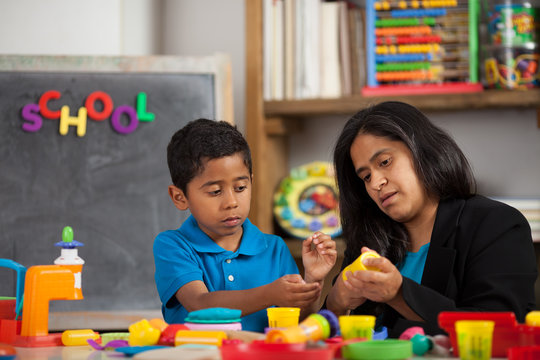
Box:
326;101;537;337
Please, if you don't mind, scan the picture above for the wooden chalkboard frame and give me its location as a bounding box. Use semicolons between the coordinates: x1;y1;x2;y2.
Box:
0;54;233;123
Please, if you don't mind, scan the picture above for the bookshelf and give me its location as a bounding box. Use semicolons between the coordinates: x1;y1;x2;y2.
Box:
245;0;540;236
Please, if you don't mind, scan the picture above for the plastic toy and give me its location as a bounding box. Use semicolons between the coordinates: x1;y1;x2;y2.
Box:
455;320;495;360
267;307;301;328
342;339;412;360
266;310;338;344
221;340;336;360
87;338;129;351
128;319;161;346
12;226;84;347
363;0;483;96
148;318;168;332
174;330;228;347
61;329;99;346
438;311;540;358
114;345;168;356
158;324;189;346
273;162;342;239
0;260;26;345
342;251;381;281
0;344;16;360
339;315;376;340
184;307;242;331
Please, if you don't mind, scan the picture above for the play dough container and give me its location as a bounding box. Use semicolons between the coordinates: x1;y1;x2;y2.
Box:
266;313;330;343
455;320;495;360
339;315;376;340
267;307;301;328
343;252;381;281
342;339;412;360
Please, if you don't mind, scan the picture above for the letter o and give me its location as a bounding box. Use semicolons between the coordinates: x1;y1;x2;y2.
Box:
85;91;113;121
110;105;138;134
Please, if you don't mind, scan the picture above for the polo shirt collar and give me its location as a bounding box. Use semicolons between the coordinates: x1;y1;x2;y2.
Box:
179;215;267;256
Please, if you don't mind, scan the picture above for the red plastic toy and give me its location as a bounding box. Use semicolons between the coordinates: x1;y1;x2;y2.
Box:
438;312;540;358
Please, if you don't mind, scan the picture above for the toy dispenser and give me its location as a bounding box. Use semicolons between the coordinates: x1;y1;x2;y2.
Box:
14;226;85;347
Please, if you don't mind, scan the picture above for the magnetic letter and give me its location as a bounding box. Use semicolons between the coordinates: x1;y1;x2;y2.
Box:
21;104;43;132
39;90;62;119
110;105;138;134
85;91;113;121
136;92;155;122
59;105;87;137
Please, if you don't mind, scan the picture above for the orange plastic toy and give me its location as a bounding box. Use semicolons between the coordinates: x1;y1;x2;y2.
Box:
13;226;85;347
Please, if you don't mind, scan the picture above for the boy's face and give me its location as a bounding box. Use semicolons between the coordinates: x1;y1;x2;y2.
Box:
169;153;252;245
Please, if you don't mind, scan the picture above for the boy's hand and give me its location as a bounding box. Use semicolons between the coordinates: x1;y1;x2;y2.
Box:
268;274;321;308
302;232;337;283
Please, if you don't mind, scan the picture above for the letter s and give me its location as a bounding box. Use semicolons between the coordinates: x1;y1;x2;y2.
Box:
21;103;43;132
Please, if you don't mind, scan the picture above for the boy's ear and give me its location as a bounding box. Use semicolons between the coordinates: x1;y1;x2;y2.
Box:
168;185;189;211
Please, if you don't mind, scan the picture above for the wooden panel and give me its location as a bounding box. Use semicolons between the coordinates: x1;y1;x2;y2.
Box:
265;116;302;136
245;0;267;230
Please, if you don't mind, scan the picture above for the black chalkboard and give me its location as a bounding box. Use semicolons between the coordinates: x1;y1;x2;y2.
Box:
0;55;231;311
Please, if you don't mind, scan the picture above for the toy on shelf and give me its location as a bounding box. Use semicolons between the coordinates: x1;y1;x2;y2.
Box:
482;0;540;89
4;226;85;347
273;162;341;240
363;0;483;96
438;311;540;358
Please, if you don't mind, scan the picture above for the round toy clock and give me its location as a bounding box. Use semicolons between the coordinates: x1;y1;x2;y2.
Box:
273;161;342;239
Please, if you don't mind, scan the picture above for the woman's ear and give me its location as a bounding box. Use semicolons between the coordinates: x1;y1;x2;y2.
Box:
168;185;189;211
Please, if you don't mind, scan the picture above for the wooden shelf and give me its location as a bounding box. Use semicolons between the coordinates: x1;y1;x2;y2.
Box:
265;89;540;117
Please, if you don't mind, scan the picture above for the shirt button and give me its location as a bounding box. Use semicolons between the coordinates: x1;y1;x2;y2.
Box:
228;275;234;282
226;259;232;264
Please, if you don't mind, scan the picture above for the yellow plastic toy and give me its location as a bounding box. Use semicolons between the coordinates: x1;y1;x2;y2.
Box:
174;330;227;347
342;251;381;281
128;319;161;346
61;329;99;346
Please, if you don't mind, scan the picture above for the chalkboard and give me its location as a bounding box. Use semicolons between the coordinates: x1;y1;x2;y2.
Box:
0;55;233;312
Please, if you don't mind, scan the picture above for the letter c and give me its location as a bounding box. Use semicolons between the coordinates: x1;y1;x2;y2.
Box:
39;90;61;119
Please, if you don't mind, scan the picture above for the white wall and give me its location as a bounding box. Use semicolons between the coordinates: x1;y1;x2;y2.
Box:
1;0;539;198
160;0;245;132
0;0;160;55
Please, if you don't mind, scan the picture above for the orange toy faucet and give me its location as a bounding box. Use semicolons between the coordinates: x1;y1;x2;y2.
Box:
16;226;84;347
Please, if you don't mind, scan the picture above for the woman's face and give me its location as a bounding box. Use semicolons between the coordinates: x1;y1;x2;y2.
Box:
350;133;432;224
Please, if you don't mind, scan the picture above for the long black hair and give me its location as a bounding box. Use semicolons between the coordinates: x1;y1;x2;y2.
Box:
334;101;476;268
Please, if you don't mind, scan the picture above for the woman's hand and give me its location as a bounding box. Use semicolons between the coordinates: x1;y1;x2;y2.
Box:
344;247;402;303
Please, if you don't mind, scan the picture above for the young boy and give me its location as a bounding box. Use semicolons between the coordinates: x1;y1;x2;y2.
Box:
153;119;337;332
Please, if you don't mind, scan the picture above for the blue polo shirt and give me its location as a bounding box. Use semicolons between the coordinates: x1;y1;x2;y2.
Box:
153;215;299;332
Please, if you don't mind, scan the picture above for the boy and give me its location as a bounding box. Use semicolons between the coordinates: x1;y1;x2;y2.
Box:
153;119;337;332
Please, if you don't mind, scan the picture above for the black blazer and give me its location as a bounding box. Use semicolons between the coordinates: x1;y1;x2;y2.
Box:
348;195;537;337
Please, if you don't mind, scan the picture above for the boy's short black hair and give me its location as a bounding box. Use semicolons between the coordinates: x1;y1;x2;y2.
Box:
167;118;252;194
